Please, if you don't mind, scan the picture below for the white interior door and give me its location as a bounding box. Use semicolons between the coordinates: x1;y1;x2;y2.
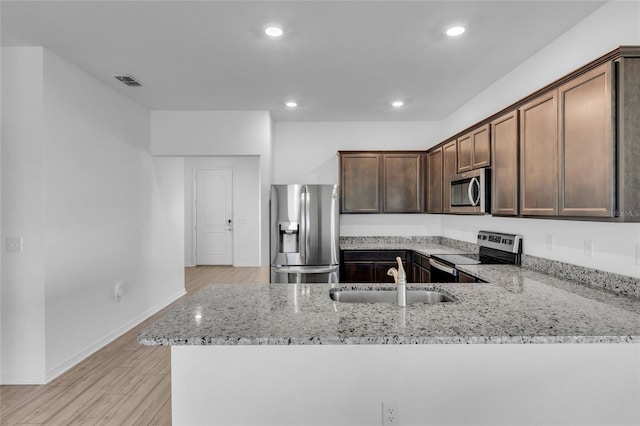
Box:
195;169;233;265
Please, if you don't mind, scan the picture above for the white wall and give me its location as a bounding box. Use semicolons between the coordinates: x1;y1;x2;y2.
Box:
434;0;640;279
1;47;47;384
273;121;442;184
183;157;260;267
151;111;272;265
438;0;640;139
274;121;443;237
1;47;185;384
173;344;640;426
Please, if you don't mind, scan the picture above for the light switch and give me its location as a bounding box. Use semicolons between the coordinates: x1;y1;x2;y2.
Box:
6;237;23;253
584;239;593;257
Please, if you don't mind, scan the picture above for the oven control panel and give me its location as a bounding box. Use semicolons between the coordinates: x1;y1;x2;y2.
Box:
477;230;522;254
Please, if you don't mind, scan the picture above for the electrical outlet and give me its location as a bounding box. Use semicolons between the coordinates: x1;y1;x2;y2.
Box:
382;401;399;425
6;237;23;253
584;239;593;257
545;234;554;251
114;283;124;303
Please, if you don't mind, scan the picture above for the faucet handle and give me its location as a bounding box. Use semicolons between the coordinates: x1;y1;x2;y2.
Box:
387;267;399;284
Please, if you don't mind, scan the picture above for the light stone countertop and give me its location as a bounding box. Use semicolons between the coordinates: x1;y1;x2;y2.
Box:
139;266;640;346
338;241;469;256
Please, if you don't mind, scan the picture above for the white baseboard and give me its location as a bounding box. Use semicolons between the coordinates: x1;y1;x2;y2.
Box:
0;372;48;385
44;288;186;383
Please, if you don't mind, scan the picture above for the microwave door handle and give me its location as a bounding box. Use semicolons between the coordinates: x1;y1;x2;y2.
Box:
468;177;480;207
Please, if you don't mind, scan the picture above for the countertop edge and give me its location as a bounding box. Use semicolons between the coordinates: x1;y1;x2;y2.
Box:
140;335;640;346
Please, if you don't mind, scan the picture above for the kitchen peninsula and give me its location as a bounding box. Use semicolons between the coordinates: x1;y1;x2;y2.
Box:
140;245;640;426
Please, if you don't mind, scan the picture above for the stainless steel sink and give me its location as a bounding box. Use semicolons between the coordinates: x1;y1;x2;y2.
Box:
329;289;455;304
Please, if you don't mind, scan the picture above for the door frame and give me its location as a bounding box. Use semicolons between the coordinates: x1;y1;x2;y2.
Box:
192;168;234;266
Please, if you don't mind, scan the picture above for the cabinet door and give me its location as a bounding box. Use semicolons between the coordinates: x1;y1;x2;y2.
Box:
458;272;477;283
426;147;444;213
472;124;491;169
456;133;473;173
340;153;381;213
375;262;408;284
342;262;375;283
375;262;397;284
558;63;614;217
421;267;431;283
442;141;457;213
412;263;422;283
382;153;423;213
491;110;519;216
457;125;490;173
520;91;558;216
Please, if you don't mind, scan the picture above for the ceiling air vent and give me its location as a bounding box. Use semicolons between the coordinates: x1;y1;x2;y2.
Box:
113;74;142;87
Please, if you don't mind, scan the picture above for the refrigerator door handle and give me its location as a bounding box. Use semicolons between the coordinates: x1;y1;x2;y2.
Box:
303;187;311;264
299;187;306;263
330;187;338;265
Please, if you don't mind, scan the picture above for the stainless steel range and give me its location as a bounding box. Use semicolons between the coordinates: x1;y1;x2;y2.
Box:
429;230;523;282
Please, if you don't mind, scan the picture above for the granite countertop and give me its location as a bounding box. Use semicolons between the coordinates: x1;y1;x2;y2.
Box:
338;241;470;257
139;264;640;346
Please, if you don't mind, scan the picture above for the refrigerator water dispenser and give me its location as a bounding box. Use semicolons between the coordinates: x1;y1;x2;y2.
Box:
279;222;299;253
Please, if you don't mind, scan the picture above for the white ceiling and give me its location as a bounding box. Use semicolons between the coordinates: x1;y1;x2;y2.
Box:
1;0;607;122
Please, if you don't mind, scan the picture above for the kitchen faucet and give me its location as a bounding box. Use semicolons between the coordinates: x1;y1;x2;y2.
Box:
386;256;407;307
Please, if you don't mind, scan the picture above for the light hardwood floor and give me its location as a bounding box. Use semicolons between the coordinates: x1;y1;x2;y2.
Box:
0;266;269;425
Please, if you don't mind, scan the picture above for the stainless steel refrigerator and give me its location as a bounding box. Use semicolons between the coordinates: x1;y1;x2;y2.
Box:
270;184;340;283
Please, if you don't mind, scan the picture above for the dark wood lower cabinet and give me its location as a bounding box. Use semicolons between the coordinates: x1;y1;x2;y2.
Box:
412;252;431;283
341;250;409;283
342;250;481;284
342;262;375;283
458;271;478;283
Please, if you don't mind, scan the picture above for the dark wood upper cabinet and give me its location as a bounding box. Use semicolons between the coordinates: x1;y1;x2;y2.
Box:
457;124;490;173
519;91;559;216
456;133;472;173
382;153;424;213
617;57;640;222
442;141;457;214
491;110;519;216
558;62;614;217
519;62;616;219
339;151;424;214
426;147;444;213
337;48;640;221
339;153;381;213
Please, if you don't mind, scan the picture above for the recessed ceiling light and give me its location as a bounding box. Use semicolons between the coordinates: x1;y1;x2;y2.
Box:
446;26;466;37
391;100;404;108
265;26;284;38
285;101;298;108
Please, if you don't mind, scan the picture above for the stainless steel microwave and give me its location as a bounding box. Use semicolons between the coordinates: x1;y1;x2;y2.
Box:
449;168;490;214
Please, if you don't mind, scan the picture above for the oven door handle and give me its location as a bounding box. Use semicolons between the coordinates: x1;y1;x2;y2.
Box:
429;258;458;276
